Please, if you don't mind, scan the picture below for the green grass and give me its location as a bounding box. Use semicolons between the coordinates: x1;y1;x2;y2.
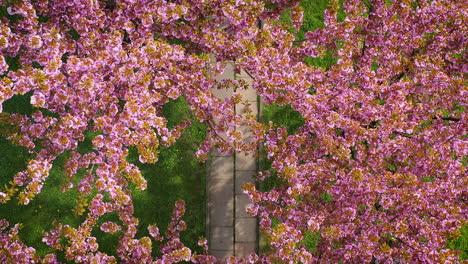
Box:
299;0;342;68
0;96;207;261
0;141;85;259
275;0;337;37
130;97;207;256
449;226;468;260
274;0;343;69
262;104;304;136
263;0;337;136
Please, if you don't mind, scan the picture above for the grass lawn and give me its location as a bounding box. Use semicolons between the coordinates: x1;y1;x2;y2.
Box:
262;0;467;259
0;96;207;261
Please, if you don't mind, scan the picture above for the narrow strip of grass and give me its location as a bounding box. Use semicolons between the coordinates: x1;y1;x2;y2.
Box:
130;97;207;256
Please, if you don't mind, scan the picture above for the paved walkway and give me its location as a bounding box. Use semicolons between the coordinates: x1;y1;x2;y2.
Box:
208;62;258;261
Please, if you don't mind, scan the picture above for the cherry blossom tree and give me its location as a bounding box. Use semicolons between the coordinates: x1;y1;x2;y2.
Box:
0;0;466;263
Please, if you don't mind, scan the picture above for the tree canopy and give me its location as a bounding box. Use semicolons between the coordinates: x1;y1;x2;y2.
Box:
0;0;466;263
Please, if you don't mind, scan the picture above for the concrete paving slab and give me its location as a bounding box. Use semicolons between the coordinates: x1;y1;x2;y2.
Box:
238;89;257;102
208;179;233;202
210;156;234;180
235;218;257;242
211;250;233;262
235;75;257;102
212;147;233;157
235;170;255;194
211;226;234;251
235;242;256;257
212;87;234;100
210;201;233;226
215;62;235;81
236;70;252;80
235;102;258;119
210;128;233;143
237;125;256;144
235;195;253;218
212;63;235;100
235;152;256;171
209;60;259;260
